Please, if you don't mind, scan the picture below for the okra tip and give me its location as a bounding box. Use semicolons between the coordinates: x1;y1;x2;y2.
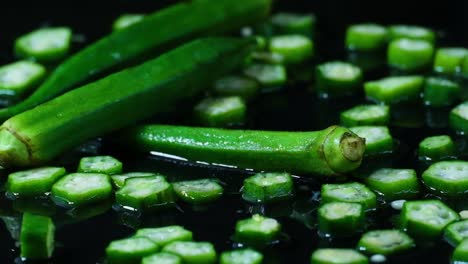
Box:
0;129;30;167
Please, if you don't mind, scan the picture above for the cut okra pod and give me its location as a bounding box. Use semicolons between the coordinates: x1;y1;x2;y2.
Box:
119;125;366;176
318;202;365;237
15;27;72;62
111;172;158;189
243;63;287;89
388;25;436;43
310;248;368;264
194;96;247;127
423;77;460;107
418;135;457;161
453;239;468;263
364;168;419;201
321;182;377;210
340;105;390;127
20;213;55;259
136;225;193;247
242;172;294;203
142;252;182;264
78;155;123;175
235;214;281;245
0;38;256;167
106;236;159;264
422;161;468;197
0;61;46;102
162;241;217;264
450;101;468;135
345;23;388;52
173;179;224;205
220;248;263;264
400;200;459;239
270;13;316;37
364;75;424;104
388;38;434;72
357;229;414;255
113;14;145;31
444;219;468;246
268;35;314;64
350;126;393;156
212;75;260;100
433;47;468;75
6;167;66;197
315;61;363;98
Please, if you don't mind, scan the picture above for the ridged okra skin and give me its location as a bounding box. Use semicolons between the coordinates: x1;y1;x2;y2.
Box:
0;38;256;167
0;0;271;120
121;125;366;176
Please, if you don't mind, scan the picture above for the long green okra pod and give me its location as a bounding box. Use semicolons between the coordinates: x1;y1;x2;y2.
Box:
119;125;366;176
0;38;256;167
0;0;271;120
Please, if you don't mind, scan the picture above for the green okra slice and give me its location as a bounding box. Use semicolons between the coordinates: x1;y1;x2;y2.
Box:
115;175;176;210
321;182;377;210
310;248;368;264
388;25;436;43
220;248;263;264
51;173;112;207
243;63;287;88
212;75;260;100
106;236;159;264
422;161;468;197
270;12;316;37
6;167;66;197
249;51;285;65
345;23;388;52
444;220;468;246
235;214;281;245
433;47;468;75
0;61;46;102
119;125;365;176
0;38;256;167
340;105;390;127
357;229;414;255
242;172;294;203
418;135;457;161
0;0;271;121
142;252;182;264
162;241;217;264
364;75;424;104
136;225;193;247
423;77;460;107
268;35;314;64
20;213;55;259
318;202;365;237
315;61;363;98
453;239;468;263
350;126;393;156
194;96;247;127
15;27;72;62
400;200;459;239
388;38;434;72
78;155;123;175
450;101;468;135
173;179;224;205
364;168;419;201
111;172;158;189
113;14;146;31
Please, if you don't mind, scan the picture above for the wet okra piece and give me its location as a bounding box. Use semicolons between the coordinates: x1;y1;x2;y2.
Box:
220;248;263;264
173;179;224;205
422;161;468;197
345;23;388;52
350;126;393;156
388;39;434;72
450;101;468;134
142;252;182;264
51;173;112;207
418;135;457;161
78;155;123;175
15;27;72;62
113;14;145;31
270;12;316;37
20;213;55;259
242;172;294;203
194;96;246;127
268;35;313;64
136;225;193;247
364;168;419;201
6;167;66;197
243;63;287;88
433;47;468;75
318;202;365;236
249;51;285;65
357;229;414;255
315;61;363;98
388;25;436;43
364;75;424;104
453;239;468;263
400;200;459;239
310;248;368;264
0;61;46;102
106;236;159;264
235;214;281;245
116;175;176;210
162;241;217;264
340;105;390;127
321;182;377;210
423;77;460;107
111;172;158;189
212;75;259;100
444;219;468;246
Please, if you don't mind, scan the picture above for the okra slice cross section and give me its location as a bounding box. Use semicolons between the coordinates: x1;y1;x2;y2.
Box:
418;135;457;161
242;172;294;203
423;77;460;107
136;225;193;247
235;214;281;246
310;248;368;264
321;182;377;210
387;38;434;72
444;219;468;246
315;61;363;98
6;166;66;197
450;101;468;135
220;248;263;264
106;236;159;264
340;105;390;127
173;179;224;205
364;75;424;104
162;241;217;264
318;202;365;237
193;96;246;128
111;172;158;189
364;168;420;201
20;213;55;260
78;155;123;175
422;161;468;197
142;252;182;264
345;23;388;52
350;126;393;156
268;35;314;64
0;61;46;101
15;27;72;62
357;229;414;255
453;239;468;263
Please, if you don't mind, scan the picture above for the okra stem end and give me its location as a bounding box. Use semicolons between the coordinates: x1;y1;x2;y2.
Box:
0;128;30;167
340;133;366;162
